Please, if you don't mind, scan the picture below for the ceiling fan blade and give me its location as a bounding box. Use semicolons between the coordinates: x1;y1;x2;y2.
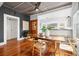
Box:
34;2;41;9
28;8;35;12
37;2;41;8
28;2;41;12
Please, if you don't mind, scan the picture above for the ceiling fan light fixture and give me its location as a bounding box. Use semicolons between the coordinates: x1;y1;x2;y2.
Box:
35;8;39;11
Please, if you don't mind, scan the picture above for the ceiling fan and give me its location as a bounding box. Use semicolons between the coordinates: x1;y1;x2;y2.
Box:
29;2;41;12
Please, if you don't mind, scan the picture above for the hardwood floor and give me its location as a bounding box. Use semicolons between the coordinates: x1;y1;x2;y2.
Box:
0;38;74;56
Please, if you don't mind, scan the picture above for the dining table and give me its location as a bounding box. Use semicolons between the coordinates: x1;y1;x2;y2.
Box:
32;36;66;56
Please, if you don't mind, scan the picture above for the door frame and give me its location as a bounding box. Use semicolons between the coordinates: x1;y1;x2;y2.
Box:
4;14;20;44
30;19;37;37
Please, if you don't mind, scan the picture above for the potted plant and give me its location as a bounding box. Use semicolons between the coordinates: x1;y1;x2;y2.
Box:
41;25;47;37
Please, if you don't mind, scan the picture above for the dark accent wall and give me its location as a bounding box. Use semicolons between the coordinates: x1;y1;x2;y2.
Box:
0;6;30;43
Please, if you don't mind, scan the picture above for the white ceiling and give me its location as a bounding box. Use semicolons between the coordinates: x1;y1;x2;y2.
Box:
3;2;72;15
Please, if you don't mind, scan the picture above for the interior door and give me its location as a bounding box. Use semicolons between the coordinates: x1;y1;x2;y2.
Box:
30;20;37;37
11;19;18;39
7;17;18;40
7;18;12;40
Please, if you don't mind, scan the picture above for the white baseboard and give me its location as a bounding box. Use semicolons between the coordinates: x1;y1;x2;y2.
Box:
17;37;24;40
0;42;6;46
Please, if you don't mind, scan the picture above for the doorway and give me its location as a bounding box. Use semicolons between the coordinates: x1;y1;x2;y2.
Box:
4;14;20;44
30;20;37;37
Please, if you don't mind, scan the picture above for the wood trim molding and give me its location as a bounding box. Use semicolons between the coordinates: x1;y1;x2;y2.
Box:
4;14;20;45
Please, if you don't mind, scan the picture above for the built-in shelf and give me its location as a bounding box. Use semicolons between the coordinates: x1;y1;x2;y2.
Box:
49;27;72;30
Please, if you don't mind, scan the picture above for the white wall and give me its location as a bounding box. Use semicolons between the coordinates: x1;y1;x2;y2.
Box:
72;2;79;39
30;5;72;37
0;2;3;7
72;2;79;56
72;2;79;16
38;7;71;20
